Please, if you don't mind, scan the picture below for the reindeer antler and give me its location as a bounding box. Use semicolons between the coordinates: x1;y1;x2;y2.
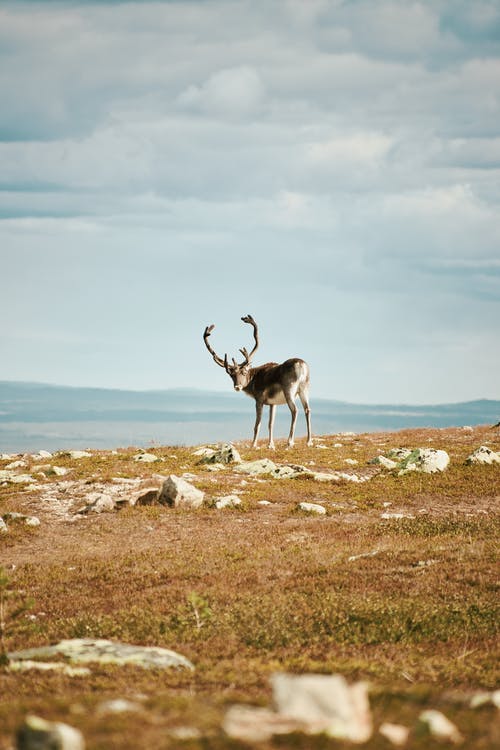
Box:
239;314;259;365
203;324;228;369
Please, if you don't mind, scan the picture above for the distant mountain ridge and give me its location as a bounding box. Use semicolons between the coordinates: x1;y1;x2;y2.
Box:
0;381;498;452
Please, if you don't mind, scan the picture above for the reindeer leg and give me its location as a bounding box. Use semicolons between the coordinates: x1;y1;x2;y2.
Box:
268;404;276;450
285;393;298;448
299;386;313;446
252;401;263;448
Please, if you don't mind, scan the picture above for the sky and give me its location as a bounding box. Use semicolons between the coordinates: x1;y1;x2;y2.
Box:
0;0;499;404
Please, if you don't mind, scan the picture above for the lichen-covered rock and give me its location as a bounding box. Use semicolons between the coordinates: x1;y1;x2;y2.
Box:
197;443;242;465
466;446;500;465
9;638;194;671
373;448;449;474
133;452;163;463
158;475;204;509
17;715;85;750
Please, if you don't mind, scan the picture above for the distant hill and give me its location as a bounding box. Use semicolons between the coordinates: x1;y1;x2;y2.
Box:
1;381;498;452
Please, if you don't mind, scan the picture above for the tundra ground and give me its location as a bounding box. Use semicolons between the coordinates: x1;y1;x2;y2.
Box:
0;425;499;749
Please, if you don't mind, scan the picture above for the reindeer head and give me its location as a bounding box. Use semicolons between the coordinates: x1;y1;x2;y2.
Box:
203;315;259;392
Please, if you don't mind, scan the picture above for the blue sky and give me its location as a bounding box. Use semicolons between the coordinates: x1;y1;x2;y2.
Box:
0;0;499;403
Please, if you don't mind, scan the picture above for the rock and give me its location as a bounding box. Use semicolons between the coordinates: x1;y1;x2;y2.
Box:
369;455;398;470
297;502;326;515
133;452;163;463
96;699;142;715
379;722;410;746
17;715;85;750
2;513;40;527
5;460;27;470
234;458;278;476
197;443;242;465
470;689;500;709
77;493;116;514
258;500;272;506
380;512;415;520
31;450;53;459
157;475;204;509
215;495;242;509
9;639;195;671
0;517;8;533
418;710;463;744
466;446;500;465
223;705;305;743
0;471;35;485
67;451;92;459
345;458;358;465
271;673;372;743
134;488;159;506
378;448;450;474
348;550;380;562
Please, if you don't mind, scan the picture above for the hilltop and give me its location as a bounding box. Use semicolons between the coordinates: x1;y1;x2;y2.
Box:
0;425;499;748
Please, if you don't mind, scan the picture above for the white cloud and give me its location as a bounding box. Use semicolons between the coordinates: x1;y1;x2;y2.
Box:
177;65;265;118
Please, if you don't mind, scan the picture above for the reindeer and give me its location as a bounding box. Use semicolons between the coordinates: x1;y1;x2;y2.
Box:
203;315;312;449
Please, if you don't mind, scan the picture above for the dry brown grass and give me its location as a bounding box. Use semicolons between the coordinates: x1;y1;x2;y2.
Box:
0;425;499;748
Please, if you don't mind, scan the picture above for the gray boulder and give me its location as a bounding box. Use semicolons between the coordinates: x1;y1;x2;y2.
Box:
158;475;204;509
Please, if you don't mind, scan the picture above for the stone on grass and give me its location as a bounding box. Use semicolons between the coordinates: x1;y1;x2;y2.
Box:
8;661;90;677
9;639;194;671
2;512;40;527
470;689;500;709
223;705;305;743
67;451;92;459
133;452;163;463
215;495;242;509
17;715;85;750
158;475;204;509
381;448;450;474
466;446;500;465
234;458;278;476
297;502;326;515
418;710;463;744
379;722;410;746
271;673;372;743
96;699;142;715
77;493;116;515
0;517;8;533
5;460;27;470
197;443;242;465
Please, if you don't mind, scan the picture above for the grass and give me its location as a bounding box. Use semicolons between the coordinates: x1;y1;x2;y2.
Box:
0;425;499;748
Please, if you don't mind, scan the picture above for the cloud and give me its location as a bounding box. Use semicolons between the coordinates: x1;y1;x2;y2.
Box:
177;66;265;118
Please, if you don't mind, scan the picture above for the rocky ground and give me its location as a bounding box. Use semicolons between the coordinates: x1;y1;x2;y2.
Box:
0;425;499;749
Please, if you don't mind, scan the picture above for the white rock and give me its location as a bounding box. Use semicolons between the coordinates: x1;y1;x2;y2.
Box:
470;689;500;709
51;466;70;476
380;512;415;520
466;446;500;465
0;517;8;533
297;502;326;515
418;710;463;744
258;500;272;506
68;450;92;459
223;705;305;743
31;450;53;459
96;699;142;715
17;714;85;750
133;452;163;463
5;460;27;470
271;673;372;743
345;458;359;465
371;455;398;470
215;495;242;509
379;722;410;746
0;471;35;484
78;493;116;514
397;448;450;474
158;475;204;509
